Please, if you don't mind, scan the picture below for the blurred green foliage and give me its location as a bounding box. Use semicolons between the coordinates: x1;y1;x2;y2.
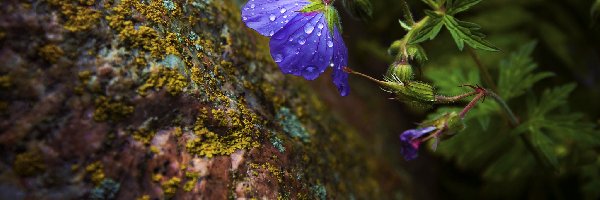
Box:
344;0;600;199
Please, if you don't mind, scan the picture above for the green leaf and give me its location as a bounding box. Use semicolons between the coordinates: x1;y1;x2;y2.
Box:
325;5;342;34
443;15;499;51
530;83;576;117
446;0;483;15
497;41;554;100
529;129;559;171
409;13;444;44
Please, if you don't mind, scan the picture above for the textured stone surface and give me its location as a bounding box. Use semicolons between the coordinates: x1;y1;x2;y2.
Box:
0;0;409;199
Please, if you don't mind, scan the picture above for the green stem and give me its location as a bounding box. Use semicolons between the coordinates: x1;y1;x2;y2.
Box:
400;16;431;60
421;0;439;9
485;91;519;126
344;67;389;87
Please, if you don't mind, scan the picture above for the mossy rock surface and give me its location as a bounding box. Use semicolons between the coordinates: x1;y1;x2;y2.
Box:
0;0;409;199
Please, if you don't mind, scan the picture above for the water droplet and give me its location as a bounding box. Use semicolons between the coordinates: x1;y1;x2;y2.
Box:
283;15;287;19
289;38;293;42
298;39;306;45
317;32;322;36
329;63;334;67
304;25;314;34
243;17;247;21
318;23;324;29
274;54;283;62
250;4;255;8
327;41;333;47
280;8;286;13
269;15;276;21
269;31;274;36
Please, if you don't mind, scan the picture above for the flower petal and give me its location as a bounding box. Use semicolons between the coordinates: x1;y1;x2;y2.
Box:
331;27;349;96
269;13;333;80
242;0;310;36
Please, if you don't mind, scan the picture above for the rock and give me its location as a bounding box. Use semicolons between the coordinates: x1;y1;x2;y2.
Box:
0;0;409;199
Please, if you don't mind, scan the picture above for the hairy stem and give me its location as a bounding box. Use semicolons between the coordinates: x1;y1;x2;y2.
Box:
344;67;389;86
459;91;485;118
435;91;478;104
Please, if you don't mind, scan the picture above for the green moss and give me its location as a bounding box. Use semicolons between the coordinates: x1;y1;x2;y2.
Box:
14;150;46;176
93;96;134;122
276;107;310;142
89;178;121;200
270;136;286;153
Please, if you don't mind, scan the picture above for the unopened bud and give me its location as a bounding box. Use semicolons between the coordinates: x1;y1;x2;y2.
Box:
386;63;414;82
404;81;435;102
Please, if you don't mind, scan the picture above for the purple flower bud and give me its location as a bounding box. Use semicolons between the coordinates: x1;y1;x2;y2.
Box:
399;126;436;160
241;0;350;96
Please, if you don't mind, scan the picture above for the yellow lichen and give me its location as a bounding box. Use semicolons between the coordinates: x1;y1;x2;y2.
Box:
118;25;164;58
173;127;183;137
47;0;100;32
136;195;151;200
93;96;134;122
0;75;11;88
161;177;181;197
183;172;199;192
38;44;64;63
14;150;46;176
132;127;156;145
85;161;105;185
185;99;263;158
137;66;188;96
249;162;283;182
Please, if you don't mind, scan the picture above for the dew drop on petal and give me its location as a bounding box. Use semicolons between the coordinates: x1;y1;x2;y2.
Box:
269;30;274;36
269;15;276;21
298;39;306;45
280;8;286;13
318;23;324;29
304;25;314;34
327;41;333;47
317;32;322;36
274;54;283;63
250;4;255;8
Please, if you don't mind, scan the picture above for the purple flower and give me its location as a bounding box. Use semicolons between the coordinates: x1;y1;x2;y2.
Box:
399;126;436;160
241;0;350;96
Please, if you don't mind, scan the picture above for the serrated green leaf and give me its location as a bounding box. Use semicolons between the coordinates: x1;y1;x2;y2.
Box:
443;15;500;51
409;14;444;44
530;129;559;170
531;83;576;117
497;42;554;100
446;0;483;15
